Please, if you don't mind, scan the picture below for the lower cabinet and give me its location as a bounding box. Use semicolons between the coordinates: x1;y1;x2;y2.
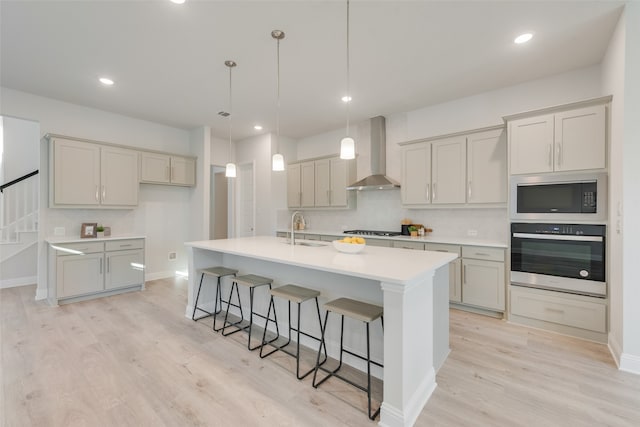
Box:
426;243;463;304
461;246;506;312
51;238;145;304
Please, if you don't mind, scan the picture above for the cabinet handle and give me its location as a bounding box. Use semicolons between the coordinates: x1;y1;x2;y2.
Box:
107;257;110;273
474;252;491;257
556;144;562;167
463;265;466;284
100;258;103;274
171;166;175;181
548;144;552;168
468;181;472;200
95;185;99;202
435;249;449;253
299;191;302;206
425;184;430;201
544;307;565;314
120;244;133;247
102;185;106;202
433;183;437;201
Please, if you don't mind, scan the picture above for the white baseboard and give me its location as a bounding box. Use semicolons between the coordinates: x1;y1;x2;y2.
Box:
0;276;37;289
379;368;436;427
145;271;178;281
620;352;640;375
35;286;48;300
608;334;623;368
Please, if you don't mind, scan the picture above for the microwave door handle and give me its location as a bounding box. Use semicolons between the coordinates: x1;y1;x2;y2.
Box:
512;233;603;242
548;144;552;168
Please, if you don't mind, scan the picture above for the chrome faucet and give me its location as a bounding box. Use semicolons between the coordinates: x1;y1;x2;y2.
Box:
291;211;302;245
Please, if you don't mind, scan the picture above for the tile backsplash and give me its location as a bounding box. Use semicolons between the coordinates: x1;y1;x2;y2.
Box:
278;190;508;242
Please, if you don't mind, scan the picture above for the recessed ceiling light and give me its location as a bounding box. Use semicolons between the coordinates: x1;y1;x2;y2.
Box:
341;96;352;103
514;33;533;44
170;0;186;4
99;77;114;86
254;125;263;130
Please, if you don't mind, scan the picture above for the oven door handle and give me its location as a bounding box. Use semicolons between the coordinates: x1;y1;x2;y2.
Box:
512;232;603;242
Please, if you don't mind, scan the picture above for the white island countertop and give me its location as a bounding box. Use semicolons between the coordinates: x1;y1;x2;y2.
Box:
186;236;457;286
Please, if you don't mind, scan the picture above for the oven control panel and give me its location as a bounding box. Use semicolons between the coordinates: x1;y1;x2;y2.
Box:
511;223;606;237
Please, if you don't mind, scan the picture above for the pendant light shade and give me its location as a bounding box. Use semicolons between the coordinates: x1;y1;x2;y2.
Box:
339;0;355;160
272;153;285;171
271;29;286;171
340;136;355;160
224;60;237;178
225;162;236;178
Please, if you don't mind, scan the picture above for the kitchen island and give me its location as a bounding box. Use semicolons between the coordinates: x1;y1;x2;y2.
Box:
185;236;457;427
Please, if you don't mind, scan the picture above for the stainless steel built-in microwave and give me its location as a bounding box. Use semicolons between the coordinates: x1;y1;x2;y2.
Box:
510;172;607;222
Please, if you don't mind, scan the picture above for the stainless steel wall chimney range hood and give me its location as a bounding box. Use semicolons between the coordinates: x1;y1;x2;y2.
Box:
346;116;401;191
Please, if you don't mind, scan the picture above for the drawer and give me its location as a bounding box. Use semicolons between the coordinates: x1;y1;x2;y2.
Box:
302;234;321;241
462;246;504;262
320;235;342;242
393;240;425;250
53;241;104;255
510;286;606;333
276;232;288;238
425;243;461;256
105;239;145;251
366;238;393;248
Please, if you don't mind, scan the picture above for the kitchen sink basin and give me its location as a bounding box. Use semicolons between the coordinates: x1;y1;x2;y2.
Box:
282;240;326;247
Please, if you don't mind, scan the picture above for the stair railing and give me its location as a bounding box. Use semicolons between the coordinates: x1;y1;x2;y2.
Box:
0;170;39;242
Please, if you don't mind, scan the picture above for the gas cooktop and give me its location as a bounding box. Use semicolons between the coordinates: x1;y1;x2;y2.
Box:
343;229;402;237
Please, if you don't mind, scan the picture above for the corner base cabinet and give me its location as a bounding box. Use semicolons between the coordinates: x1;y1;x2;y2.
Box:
48;238;145;305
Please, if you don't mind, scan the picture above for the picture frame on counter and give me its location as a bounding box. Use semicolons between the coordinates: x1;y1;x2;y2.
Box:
80;222;97;238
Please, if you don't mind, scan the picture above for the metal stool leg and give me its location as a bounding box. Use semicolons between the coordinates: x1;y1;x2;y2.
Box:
191;272;206;320
221;282;247;336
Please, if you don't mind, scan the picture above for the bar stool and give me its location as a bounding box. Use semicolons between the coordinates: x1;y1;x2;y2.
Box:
221;274;279;351
259;284;328;379
312;297;384;420
192;266;238;323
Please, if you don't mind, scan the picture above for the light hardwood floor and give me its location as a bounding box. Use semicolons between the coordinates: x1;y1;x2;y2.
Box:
2;278;639;427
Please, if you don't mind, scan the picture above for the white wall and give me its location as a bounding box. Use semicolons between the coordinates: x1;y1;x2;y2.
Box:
289;66;601;242
620;1;640;373
0;87;197;298
1;115;40;182
601;6;626;368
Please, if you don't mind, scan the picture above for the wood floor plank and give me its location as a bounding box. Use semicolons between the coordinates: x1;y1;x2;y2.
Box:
2;279;640;427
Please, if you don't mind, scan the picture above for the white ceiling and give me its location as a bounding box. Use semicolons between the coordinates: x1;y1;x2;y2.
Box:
0;0;624;141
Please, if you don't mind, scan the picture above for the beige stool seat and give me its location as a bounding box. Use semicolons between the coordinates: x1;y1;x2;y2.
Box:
192;266;238;323
221;273;276;351
323;298;383;323
313;297;384;420
270;284;320;304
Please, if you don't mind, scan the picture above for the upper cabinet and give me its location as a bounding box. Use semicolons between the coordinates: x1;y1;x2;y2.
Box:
140;152;196;186
51;137;138;208
287;156;356;209
508;101;607;175
467;129;507;204
401;126;506;207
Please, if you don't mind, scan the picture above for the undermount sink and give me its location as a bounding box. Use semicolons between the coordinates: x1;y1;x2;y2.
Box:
282;240;326;247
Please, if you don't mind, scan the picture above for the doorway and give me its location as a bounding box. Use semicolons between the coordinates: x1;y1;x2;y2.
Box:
236;162;255;237
210;166;228;240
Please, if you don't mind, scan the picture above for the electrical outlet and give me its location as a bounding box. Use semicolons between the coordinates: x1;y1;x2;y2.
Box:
54;227;65;236
467;229;478;237
168;252;177;260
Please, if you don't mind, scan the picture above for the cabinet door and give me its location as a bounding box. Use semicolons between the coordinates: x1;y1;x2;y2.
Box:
431;136;466;204
101;146;139;206
140;152;171;183
287;164;301;208
300;161;315;207
401;142;431;205
449;258;462;303
462;259;505;311
329;157;350;207
171;156;196;186
467;129;507;204
53;138;101;206
105;249;144;290
509;114;554;174
554;105;605;172
314;159;331;207
56;253;104;298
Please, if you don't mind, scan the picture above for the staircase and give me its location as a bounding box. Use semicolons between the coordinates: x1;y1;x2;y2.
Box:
0;171;39;288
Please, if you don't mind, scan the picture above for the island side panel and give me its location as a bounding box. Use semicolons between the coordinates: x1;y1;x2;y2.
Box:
379;272;437;427
433;264;451;371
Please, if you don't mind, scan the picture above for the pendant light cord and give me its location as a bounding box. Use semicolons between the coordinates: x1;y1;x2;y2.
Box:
345;0;351;137
228;64;233;156
276;35;281;153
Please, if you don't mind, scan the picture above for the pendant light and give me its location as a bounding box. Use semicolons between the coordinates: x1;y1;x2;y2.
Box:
339;0;355;160
271;29;285;171
225;60;237;178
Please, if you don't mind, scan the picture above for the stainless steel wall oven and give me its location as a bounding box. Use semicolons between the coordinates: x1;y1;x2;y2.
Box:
511;223;606;297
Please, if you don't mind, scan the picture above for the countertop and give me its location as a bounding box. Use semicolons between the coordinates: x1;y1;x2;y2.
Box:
186;236;457;286
276;228;507;248
45;235;146;244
